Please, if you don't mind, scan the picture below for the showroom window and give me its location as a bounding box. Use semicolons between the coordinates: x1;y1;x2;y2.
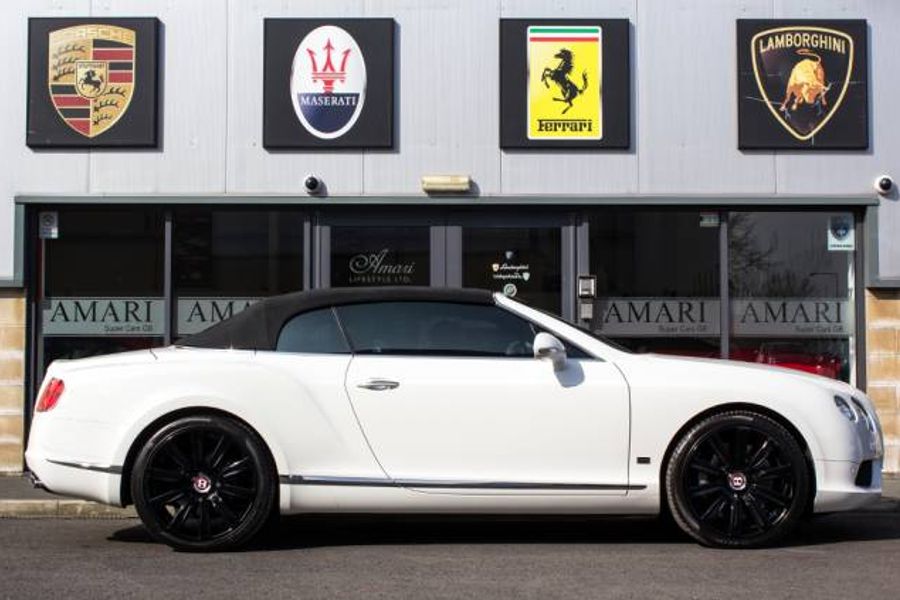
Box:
728;212;855;383
40;209;166;370
173;209;305;337
586;211;721;356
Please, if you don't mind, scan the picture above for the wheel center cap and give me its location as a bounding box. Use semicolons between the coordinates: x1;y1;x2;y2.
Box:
192;474;212;494
727;471;748;492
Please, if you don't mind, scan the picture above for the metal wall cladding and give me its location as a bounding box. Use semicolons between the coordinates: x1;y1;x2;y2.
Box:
2;1;899;277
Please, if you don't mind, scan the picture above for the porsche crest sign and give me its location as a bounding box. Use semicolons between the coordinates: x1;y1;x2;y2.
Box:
47;24;136;138
27;18;160;148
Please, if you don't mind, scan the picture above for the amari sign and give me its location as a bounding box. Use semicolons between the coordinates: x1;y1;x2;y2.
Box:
43;298;165;336
593;297;851;338
595;298;720;337
732;298;851;337
176;298;259;336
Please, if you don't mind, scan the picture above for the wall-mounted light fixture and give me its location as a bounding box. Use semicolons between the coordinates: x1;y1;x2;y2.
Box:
421;174;471;194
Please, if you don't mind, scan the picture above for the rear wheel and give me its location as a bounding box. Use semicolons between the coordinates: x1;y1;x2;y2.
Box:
131;415;276;552
665;410;810;548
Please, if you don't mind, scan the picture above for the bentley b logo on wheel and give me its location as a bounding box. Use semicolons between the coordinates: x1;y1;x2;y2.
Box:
751;26;853;141
47;24;136;138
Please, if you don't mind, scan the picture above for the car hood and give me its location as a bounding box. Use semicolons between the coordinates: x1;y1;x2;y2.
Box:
625;352;859;399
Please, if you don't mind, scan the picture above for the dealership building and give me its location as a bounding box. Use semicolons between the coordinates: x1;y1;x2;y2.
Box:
1;1;899;475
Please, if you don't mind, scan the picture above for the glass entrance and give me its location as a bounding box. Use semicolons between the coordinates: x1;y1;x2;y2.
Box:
320;213;570;317
462;226;562;315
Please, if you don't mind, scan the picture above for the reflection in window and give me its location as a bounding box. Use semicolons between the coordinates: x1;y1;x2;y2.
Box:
173;209;305;336
587;211;720;356
174;209;304;296
728;212;855;383
42;209;166;371
45;210;164;296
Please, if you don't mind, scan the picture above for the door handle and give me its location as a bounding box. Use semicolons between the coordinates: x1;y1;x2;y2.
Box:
357;379;400;391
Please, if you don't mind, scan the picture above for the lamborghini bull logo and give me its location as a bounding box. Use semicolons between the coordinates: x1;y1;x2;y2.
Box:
751;26;853;141
780;49;830;114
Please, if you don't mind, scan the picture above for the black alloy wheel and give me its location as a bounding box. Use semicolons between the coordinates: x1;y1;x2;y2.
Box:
665;410;810;548
132;415;276;552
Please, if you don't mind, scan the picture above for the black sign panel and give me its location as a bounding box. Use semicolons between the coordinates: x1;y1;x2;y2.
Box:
264;19;394;149
500;19;630;149
27;18;160;148
737;19;868;149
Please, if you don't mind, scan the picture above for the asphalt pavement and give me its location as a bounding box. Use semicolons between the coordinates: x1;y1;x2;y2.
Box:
1;508;900;599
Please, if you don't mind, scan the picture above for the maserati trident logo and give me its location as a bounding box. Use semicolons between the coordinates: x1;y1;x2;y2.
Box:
290;25;367;139
751;26;853;141
47;24;136;138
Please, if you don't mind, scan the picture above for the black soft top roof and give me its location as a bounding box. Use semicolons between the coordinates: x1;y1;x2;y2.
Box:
179;287;494;351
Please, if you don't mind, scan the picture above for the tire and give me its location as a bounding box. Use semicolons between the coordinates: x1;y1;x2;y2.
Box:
131;414;276;552
665;410;810;548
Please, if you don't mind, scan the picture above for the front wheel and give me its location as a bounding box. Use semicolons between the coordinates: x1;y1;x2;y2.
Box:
665;410;810;548
131;415;276;552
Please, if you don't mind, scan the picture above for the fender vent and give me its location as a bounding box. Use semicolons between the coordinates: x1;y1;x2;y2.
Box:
854;460;873;488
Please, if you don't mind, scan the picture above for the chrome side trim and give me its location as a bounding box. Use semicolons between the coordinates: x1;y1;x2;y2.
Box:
46;459;123;475
278;474;645;491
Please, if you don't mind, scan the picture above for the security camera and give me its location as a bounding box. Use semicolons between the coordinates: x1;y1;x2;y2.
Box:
304;175;322;195
875;175;894;195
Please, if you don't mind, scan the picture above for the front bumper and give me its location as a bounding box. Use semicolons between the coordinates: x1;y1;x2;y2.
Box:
813;458;882;513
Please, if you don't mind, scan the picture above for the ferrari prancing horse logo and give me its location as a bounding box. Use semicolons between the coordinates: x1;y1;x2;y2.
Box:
47;24;136;138
751;26;854;141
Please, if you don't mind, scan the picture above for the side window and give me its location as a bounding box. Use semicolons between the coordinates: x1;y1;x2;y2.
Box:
276;308;349;354
336;301;540;357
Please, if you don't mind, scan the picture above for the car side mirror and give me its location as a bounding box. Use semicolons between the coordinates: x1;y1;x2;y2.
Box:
533;332;567;371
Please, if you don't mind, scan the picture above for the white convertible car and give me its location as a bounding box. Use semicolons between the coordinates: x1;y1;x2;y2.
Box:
26;287;883;551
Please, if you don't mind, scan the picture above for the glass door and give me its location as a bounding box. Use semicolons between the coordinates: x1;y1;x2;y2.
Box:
451;212;572;318
317;211;573;318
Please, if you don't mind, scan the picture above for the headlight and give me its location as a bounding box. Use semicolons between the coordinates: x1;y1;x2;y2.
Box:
851;398;877;433
834;395;857;422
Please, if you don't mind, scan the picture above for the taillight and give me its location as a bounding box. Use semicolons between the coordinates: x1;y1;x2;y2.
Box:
36;378;65;412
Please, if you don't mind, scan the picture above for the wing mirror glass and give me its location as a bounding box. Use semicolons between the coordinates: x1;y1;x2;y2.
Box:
533;332;567;371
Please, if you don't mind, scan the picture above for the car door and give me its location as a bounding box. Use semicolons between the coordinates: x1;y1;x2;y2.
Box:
339;301;632;494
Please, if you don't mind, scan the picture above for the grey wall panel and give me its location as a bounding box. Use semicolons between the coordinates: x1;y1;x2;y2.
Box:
773;1;900;277
0;0;92;279
362;0;501;195
638;0;776;194
88;0;227;193
3;0;899;282
225;0;365;195
499;0;638;195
